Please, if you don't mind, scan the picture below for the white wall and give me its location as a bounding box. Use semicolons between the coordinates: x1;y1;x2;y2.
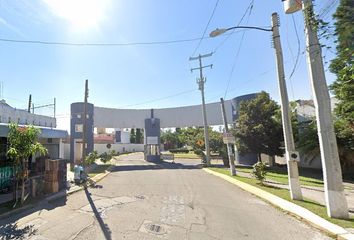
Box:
63;143;70;160
94;143;144;155
0;101;56;127
94;100;233;129
274;153;322;169
114;128;130;144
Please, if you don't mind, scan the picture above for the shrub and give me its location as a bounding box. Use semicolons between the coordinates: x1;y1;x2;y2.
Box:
110;150;118;156
169;148;189;153
86;151;98;165
252;161;267;184
99;152;112;163
193;149;204;156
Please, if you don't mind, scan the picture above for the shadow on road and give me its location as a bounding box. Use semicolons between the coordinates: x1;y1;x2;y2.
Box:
84;187;112;240
0;195;67;240
111;161;202;172
0;223;37;240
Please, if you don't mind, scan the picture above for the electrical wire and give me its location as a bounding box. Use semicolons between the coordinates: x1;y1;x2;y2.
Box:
213;0;254;54
191;0;220;57
0;36;215;47
287;14;301;100
223;0;254;99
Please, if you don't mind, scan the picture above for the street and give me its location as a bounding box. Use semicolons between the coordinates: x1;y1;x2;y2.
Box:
0;153;331;240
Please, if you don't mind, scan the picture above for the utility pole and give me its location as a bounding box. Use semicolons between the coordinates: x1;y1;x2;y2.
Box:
220;98;236;175
82;79;89;167
189;53;213;166
301;0;348;218
271;13;303;200
28;94;32;113
54;98;56;119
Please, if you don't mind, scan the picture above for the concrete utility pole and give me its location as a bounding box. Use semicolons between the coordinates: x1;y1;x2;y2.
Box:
220;98;236;176
82;79;89;167
301;0;349;218
271;13;303;200
28;94;32;113
189;53;213;166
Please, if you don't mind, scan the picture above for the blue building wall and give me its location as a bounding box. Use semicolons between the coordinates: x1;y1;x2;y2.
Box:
70;102;94;163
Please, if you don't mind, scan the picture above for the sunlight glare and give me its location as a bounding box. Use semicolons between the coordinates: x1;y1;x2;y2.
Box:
43;0;111;31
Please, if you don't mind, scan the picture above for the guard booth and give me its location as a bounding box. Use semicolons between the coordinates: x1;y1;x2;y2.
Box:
144;110;161;162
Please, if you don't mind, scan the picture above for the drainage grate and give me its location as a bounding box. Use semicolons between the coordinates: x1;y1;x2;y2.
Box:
145;223;165;235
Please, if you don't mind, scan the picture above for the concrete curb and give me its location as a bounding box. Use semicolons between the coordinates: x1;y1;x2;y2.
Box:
203;168;354;240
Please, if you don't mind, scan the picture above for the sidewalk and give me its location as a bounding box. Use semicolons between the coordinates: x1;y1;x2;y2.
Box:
235;169;354;216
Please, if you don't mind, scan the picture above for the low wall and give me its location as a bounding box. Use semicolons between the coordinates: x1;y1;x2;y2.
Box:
94;143;144;154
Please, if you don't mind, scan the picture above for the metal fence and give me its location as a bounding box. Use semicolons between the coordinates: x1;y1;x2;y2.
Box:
0;166;14;191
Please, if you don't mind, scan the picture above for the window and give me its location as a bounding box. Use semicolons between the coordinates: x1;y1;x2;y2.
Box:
75;124;83;133
77;114;81;119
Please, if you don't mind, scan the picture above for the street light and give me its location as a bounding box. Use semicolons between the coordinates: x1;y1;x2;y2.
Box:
209;16;303;201
209;26;272;38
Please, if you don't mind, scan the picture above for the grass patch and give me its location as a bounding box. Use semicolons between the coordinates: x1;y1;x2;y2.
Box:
210;167;354;229
172;152;201;159
235;166;324;187
88;164;111;178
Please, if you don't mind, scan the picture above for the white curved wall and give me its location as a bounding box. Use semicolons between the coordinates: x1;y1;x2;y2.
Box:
94;100;233;128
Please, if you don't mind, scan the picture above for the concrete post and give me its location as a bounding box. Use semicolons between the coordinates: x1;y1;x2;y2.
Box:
272;12;303;200
220;98;236;176
302;0;349;219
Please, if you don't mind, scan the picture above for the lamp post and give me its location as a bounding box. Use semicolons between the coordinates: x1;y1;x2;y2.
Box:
209;15;303;200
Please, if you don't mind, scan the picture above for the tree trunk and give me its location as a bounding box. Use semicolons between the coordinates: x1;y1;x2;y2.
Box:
257;153;262;163
21;158;25;205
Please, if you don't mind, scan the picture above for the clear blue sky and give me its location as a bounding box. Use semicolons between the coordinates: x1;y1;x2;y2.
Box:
0;0;338;130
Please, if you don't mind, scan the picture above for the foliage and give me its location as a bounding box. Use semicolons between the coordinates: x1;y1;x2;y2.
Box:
161;130;180;150
99;152;112;163
169;148;189;153
297;119;320;155
330;0;354;137
7;124;47;161
85;151;98;165
193;149;205;157
251;161;267;184
130;128;136;143
110;150;118;156
234;92;284;160
297;118;354;171
209;130;223;153
135;128;142;144
6;123;47;204
161;127;225;154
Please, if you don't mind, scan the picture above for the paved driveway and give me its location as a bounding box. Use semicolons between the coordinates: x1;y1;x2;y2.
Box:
0;153;331;240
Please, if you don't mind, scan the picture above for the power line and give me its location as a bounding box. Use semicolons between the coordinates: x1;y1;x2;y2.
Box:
213;0;255;54
223;0;254;99
191;0;220;56
287;14;301;100
0;36;214;47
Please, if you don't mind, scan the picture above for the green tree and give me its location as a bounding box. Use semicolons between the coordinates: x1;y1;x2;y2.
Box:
161;129;179;150
7;123;47;205
135;128;142;144
234;92;284;161
209;130;223;153
330;0;354;132
130;128;136;143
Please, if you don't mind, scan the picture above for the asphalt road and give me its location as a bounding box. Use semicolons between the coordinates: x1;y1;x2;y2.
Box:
0;153;331;240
